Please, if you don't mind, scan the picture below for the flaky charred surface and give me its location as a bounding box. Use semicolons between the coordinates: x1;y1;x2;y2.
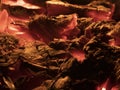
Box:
84;35;120;60
1;33;118;90
84;20;115;39
1;0;115;21
0;33;75;89
0;33;22;89
114;58;120;83
84;34;120;84
39;56;99;90
11;40;74;90
49;36;89;51
21;41;71;73
76;18;115;43
39;34;120;90
0;33;20;67
28;14;79;43
46;0;114;21
70;0;114;19
108;21;120;46
3;5;41;18
1;0;46;18
0;0;120;90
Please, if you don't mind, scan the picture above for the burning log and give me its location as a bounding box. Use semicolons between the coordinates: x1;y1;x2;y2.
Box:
46;0;115;21
28;14;79;43
0;33;21;89
1;0;46;18
0;0;120;90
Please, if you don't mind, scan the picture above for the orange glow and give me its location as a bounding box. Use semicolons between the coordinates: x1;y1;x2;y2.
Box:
0;9;9;32
70;49;85;62
97;79;108;90
102;87;106;90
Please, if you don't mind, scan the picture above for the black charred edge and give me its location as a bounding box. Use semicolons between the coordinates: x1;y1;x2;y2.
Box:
90;21;115;35
84;35;120;83
84;35;120;60
112;0;120;21
0;33;21;89
2;4;40;18
47;58;100;90
61;0;92;5
114;58;120;83
49;36;89;50
19;41;72;78
0;33;20;67
29;14;74;28
24;0;46;6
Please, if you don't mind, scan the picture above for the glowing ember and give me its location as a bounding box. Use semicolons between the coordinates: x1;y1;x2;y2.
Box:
2;0;40;9
0;9;8;32
102;87;106;90
0;0;119;90
111;86;119;90
97;79;108;90
70;49;85;62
